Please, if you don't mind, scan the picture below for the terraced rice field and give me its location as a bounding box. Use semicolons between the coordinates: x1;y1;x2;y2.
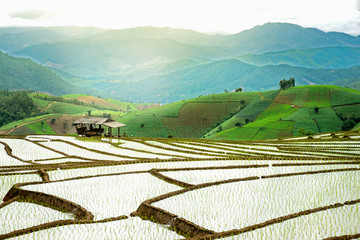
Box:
1;131;360;239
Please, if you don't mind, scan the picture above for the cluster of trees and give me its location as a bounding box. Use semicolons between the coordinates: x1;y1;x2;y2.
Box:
0;90;41;127
279;78;295;90
224;88;243;93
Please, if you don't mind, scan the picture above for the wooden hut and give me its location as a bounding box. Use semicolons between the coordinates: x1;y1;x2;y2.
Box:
73;117;125;137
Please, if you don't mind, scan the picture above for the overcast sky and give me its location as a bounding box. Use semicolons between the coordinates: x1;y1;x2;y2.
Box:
1;0;360;35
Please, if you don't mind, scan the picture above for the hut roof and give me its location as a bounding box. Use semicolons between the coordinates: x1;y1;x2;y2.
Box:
73;117;109;125
103;121;126;128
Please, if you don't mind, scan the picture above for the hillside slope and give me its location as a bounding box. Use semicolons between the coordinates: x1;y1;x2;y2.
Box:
0;52;86;95
102;59;360;103
117;86;360;140
207;86;360;140
229;22;360;54
238;46;360;69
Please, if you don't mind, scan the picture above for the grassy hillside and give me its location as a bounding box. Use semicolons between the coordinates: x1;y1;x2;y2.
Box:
1;91;159;135
115;86;360;140
117;91;265;138
2;85;359;139
207;86;360;140
62;94;160;112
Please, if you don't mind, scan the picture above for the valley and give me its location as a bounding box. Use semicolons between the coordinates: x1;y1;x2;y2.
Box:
1;23;360;103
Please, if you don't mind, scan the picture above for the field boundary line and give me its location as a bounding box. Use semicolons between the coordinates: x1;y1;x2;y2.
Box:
0;215;128;240
187;199;360;240
133;168;360;239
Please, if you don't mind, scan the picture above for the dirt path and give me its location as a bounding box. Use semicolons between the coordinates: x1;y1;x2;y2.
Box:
3;116;52;135
41;102;56;113
256;92;266;101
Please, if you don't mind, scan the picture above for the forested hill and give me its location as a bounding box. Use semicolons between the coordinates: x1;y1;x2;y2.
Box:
0;91;40;127
0;51;87;95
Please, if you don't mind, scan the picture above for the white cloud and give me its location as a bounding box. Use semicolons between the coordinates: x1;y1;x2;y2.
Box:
10;10;58;20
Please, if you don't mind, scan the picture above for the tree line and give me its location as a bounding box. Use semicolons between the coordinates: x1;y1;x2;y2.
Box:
0;90;41;127
279;78;295;90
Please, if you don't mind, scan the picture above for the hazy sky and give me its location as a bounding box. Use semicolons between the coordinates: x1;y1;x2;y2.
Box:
1;0;360;35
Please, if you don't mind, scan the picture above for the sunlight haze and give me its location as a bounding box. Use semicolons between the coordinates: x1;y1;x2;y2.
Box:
1;0;359;35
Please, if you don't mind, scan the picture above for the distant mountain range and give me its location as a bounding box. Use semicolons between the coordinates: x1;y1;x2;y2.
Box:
1;22;360;102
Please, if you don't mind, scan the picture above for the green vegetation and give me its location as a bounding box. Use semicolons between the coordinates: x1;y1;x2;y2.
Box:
253;103;297;124
42;101;122;118
0;90;41;128
0;114;56;131
333;104;360;121
118;85;360;140
207;85;360;140
310;108;343;133
205;96;272;138
279;78;295;90
252;121;294;140
62;94;88;99
105;98;138;112
115;113;168;138
32;98;53;110
330;86;360;105
0;52;82;95
1;85;359;140
284;108;319;136
207;127;259;141
27;120;57;135
118;91;259;138
302;86;331;108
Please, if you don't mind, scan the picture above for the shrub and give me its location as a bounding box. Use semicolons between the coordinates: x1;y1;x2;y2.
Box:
341;120;356;131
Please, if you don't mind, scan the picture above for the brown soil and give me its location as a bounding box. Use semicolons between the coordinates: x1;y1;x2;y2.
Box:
133;203;214;238
3;185;94;220
0;216;127;240
46;116;78;135
324;234;360;240
77;96;121;110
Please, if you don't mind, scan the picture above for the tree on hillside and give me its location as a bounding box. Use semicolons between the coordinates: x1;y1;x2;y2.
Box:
279;78;295;90
235;88;243;92
341;120;356;131
290;77;295;87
